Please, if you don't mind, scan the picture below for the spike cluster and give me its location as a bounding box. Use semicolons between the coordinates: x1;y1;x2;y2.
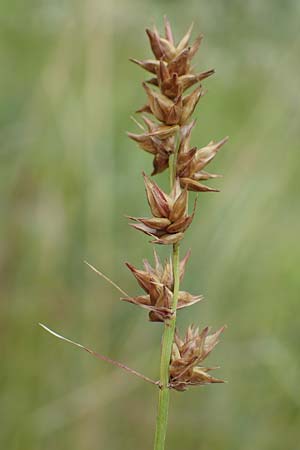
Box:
177;121;228;192
169;325;225;391
129;174;196;245
127;17;227;393
123;250;202;322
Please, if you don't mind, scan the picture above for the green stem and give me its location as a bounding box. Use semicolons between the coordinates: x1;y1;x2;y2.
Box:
169;134;180;189
154;133;181;450
153;243;180;450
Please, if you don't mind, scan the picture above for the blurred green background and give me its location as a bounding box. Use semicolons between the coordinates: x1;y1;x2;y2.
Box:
1;1;300;449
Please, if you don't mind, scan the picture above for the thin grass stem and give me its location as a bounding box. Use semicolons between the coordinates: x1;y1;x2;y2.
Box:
154;130;181;450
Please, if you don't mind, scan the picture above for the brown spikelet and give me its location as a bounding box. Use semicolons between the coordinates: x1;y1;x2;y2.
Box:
129;175;196;244
127;118;178;175
177;134;229;191
169;325;226;391
123;251;203;322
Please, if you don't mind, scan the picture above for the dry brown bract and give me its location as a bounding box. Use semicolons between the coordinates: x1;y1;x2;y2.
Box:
169;325;225;391
122;250;202;322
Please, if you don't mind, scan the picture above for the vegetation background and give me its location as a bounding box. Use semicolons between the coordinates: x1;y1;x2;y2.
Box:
1;1;300;449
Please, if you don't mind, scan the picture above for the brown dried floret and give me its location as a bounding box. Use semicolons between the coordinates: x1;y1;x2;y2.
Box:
146;63;215;100
169;324;225;391
131;18;214;102
129;173;197;245
127;116;178;175
122;250;202;322
143;20;204;70
177;122;229;192
139;82;205;126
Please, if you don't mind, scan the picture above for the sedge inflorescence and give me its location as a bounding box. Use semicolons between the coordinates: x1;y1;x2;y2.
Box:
126;17;228;391
40;17;229;450
40;18;227;450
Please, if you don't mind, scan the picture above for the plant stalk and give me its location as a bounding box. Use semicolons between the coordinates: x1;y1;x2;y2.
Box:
153;135;181;450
